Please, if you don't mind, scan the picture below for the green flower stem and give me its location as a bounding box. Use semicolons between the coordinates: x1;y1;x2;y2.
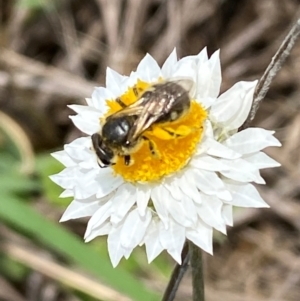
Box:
189;241;205;301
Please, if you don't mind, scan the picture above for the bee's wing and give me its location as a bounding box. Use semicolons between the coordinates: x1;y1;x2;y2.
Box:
127;90;186;141
119;78;194;141
135;95;169;129
112;78;194;120
109;99;145;118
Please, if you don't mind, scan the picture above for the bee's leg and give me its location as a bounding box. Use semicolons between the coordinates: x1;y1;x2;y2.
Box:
116;97;127;108
124;155;131;166
133;87;139;97
142;136;158;157
161;128;182;138
156;126;192;139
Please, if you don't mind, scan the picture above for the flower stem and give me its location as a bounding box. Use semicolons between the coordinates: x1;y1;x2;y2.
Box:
189;241;205;301
161;241;190;301
243;16;300;128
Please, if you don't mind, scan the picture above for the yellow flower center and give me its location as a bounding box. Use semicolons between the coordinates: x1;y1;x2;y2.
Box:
104;80;207;183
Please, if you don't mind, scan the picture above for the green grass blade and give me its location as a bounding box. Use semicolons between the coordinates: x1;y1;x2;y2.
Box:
0;194;158;301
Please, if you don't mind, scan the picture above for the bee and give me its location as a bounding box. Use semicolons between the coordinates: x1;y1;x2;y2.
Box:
91;78;195;167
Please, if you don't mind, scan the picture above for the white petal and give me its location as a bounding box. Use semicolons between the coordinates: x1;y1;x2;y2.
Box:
197;47;209;63
59;189;73;198
180;173;202;204
161;48;178;78
110;184;136;224
74;170;100;199
60;197;101;222
69;114;99;135
106;67;128;97
96;171;123;198
195;122;213;155
126;71;139;87
69;110;101;135
197;193;227;234
164;178;184;201
210;81;257;130
50;167;79;189
222;204;233;226
51;151;76;167
120;208;152;249
173;59;197;84
136;184;151;216
244;152;280;169
225;181;269;208
85;222;112;242
90;87;113;112
144;219;164;263
224;128;281;154
68;104;99;114
197;50;221;100
159;221;185;264
198;97;216;109
85;201;112;237
167;194;197;227
191;169;231;201
151;186;170;228
186;221;213;254
85;96;111;116
107;224;126;267
220;158;265;184
65;136;91;148
207;50;222;97
191;154;230;172
74;184;97;199
204;119;214;138
180;48;208;64
64;137;92;162
78;156;98;170
136;53;161;82
176;48;207;72
123;247;133;260
203;138;241;159
181;195;198;226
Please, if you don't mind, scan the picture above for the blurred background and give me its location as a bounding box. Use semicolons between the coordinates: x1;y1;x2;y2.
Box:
1;0;300;300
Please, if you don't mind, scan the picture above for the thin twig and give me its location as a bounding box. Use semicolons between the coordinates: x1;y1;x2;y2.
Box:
243;17;300;128
161;241;190;301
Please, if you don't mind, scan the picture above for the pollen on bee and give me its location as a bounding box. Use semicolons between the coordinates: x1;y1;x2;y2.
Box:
170;111;178;121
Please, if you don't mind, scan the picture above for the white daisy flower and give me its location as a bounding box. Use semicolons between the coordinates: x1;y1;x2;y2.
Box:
50;48;281;267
